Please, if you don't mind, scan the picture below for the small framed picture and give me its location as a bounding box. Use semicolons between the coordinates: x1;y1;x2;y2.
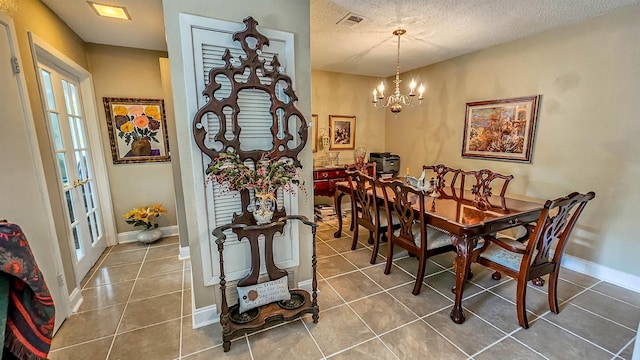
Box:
462;95;540;163
104;97;171;164
311;114;318;153
329;115;356;150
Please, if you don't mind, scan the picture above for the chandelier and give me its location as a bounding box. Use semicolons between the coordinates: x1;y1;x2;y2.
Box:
372;29;424;115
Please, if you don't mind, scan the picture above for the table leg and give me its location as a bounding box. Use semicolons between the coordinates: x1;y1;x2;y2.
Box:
333;191;346;238
450;235;476;324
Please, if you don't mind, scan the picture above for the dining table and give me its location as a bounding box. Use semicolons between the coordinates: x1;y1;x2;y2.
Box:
332;180;544;324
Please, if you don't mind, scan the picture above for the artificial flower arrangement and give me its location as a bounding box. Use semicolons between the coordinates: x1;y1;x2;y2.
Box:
124;204;167;229
113;105;162;146
206;150;304;196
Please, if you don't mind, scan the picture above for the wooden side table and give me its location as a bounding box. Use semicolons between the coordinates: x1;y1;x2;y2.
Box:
212;215;319;352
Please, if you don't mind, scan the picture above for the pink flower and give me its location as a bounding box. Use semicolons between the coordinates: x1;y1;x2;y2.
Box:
128;105;144;116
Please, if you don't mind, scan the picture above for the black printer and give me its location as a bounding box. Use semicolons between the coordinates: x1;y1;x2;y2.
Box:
369;152;400;175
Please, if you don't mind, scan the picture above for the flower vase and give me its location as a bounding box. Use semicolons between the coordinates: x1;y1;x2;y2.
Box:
131;138;151;156
137;228;162;244
251;191;276;224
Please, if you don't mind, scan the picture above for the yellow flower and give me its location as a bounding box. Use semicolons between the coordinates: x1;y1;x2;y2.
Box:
113;105;128;116
124;208;138;219
145;106;161;120
120;122;134;133
148;204;167;215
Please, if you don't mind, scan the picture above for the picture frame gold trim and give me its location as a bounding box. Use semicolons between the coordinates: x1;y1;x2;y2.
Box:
329;115;356;151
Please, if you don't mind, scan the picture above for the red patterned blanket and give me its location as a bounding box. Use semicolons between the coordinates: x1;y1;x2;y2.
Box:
1;222;55;360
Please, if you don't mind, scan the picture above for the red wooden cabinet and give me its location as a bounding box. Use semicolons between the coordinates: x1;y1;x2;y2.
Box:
313;167;347;197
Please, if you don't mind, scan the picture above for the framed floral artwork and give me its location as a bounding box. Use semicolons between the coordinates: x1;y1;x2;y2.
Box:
462;95;540;163
329;115;356;150
311;114;318;153
104;98;171;164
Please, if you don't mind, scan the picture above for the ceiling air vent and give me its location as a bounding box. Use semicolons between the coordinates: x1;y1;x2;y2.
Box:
336;13;365;26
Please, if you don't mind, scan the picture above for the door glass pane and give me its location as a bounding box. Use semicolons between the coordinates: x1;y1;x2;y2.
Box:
87;214;95;244
58;153;69;186
40;69;56;110
65;190;75;223
81;151;90;180
81;182;89;214
75;118;86;148
50;113;63;150
61;80;72;115
73;226;84;260
69;116;79;149
69;83;80;116
93;212;102;238
75;150;85;180
86;181;95;209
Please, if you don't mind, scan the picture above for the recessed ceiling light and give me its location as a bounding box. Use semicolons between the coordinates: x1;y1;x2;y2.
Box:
88;1;131;20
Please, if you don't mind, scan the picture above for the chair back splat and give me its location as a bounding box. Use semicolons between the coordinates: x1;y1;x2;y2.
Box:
346;169;387;264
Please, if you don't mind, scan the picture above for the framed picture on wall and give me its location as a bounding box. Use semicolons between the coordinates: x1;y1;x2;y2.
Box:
311;114;318;153
462;95;540;163
329;115;356;150
104;97;171;164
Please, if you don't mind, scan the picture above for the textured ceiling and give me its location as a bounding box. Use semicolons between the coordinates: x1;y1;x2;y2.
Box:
42;0;640;77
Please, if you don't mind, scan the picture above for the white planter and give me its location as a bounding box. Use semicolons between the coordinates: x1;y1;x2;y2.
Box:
136;228;162;244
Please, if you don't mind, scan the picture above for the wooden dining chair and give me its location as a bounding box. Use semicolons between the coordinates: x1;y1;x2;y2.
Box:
345;162;376;232
422;164;461;196
346;169;391;264
380;179;455;295
459;169;514;202
471;191;595;328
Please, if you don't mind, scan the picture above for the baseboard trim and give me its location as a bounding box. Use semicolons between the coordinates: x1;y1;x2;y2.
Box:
192;301;219;329
298;279;312;292
69;287;83;313
117;225;179;244
179;246;190;260
561;254;640;293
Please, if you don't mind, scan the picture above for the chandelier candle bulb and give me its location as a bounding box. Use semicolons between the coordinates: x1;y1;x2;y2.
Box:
373;89;377;103
409;79;416;95
418;85;425;99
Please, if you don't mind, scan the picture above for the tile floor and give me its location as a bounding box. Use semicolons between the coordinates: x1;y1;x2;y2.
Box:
48;220;639;359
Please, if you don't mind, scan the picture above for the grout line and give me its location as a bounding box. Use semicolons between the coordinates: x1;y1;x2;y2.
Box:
105;245;150;359
48;334;115;353
585;287;640;310
300;318;328;359
613;336;636;359
245;334;255;360
317;271;401;359
505;329;552;360
80;246;115;291
538;315;619;356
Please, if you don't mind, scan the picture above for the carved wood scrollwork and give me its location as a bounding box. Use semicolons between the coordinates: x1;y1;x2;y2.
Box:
192;16;308;167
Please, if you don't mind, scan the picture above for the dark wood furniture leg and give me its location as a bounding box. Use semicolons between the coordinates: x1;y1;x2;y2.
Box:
333;190;346;238
450;235;476;324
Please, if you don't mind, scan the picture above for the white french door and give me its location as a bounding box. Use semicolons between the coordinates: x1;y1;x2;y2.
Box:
37;61;106;282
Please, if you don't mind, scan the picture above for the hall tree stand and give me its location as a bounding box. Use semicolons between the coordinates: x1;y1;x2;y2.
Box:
212;216;319;352
190;17;318;352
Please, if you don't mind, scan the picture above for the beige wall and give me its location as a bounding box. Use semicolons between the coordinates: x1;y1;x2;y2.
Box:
385;5;640;277
311;70;387;165
163;0;312;310
1;0;90;293
86;44;177;233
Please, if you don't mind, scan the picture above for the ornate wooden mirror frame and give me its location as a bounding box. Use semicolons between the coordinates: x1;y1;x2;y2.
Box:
192;16;309;229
